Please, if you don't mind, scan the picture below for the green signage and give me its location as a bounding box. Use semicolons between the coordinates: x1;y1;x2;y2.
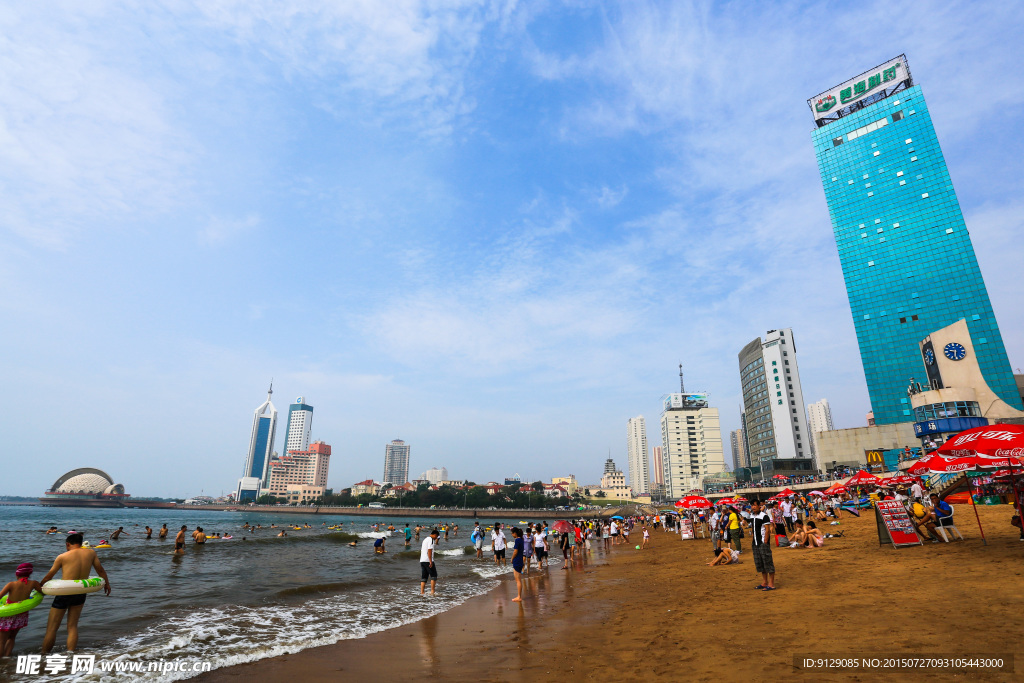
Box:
839;63;901;105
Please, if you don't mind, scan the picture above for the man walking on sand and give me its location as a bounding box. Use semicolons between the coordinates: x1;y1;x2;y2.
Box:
420;529;439;595
39;533;111;654
749;501;776;591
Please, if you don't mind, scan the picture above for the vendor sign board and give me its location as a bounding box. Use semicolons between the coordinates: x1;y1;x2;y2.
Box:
680;518;695;540
875;500;922;548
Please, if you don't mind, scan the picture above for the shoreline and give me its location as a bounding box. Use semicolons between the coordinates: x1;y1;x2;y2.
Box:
200;506;1024;682
199;545;613;682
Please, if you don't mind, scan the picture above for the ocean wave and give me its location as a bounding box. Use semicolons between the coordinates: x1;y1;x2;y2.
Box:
26;581;499;683
438;547;473;556
470;564;513;578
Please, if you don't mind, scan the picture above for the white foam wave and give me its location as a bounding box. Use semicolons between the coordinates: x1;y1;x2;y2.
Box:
439;548;469;556
30;581;498;683
470;564;513;578
356;531;391;539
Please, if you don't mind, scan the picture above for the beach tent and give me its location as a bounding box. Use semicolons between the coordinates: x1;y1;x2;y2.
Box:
844;470;882;487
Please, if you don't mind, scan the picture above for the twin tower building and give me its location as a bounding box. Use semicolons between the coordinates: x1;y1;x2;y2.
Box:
235;386;330;503
632;53;1023;498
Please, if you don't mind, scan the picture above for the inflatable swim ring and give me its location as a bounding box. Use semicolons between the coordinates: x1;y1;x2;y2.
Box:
0;590;43;617
94;544;112;549
41;577;105;596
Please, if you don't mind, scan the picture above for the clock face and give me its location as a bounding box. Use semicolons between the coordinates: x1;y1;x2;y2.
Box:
944;342;966;361
923;348;935;366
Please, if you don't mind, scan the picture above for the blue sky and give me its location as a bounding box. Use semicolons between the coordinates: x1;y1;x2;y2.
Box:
3;1;1023;497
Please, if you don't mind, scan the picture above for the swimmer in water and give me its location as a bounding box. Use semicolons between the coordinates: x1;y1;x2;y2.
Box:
277;530;287;537
110;527;128;540
374;537;386;554
144;526;153;539
174;526;187;555
0;563;43;656
159;524;168;539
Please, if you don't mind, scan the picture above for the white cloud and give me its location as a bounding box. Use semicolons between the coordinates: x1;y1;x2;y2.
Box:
199;213;260;246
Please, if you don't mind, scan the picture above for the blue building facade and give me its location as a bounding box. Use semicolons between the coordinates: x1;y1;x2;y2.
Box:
810;56;1021;425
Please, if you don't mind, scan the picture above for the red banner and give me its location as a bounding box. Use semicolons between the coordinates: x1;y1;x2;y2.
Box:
875;500;922;548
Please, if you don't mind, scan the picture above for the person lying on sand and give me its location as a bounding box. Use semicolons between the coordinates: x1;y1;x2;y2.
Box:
707;548;740;566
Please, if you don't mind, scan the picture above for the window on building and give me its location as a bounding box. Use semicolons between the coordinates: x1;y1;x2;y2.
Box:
911;314;919;321
892;110;903;122
833;137;843;147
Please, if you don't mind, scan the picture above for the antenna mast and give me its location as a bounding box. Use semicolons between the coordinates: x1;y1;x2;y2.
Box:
679;364;685;393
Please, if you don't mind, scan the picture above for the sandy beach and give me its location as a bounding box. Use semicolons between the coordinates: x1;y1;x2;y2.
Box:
200;505;1022;682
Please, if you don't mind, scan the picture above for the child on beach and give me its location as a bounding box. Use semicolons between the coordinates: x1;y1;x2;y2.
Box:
0;563;42;656
641;527;650;549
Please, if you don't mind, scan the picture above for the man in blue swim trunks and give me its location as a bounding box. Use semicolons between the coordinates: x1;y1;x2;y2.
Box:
373;536;387;554
40;533;111;654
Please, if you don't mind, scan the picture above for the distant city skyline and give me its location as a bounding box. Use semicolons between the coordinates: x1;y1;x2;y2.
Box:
3;4;1023;498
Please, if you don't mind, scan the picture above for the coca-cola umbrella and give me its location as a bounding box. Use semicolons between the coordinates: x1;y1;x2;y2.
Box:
844;470;882;487
777;488;796;497
676;495;712;509
938;424;1024;544
881;474;921;487
917;452;1023;545
772;475;789;480
905;459;930;475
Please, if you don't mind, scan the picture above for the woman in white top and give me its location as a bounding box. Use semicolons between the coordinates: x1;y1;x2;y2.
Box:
707;547;740;566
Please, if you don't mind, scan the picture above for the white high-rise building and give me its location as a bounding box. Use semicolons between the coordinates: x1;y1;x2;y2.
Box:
806;398;834;470
383;439;410;485
283;397;314;455
739;329;812;475
626;417;649;495
418;466;448;485
660;393;726;497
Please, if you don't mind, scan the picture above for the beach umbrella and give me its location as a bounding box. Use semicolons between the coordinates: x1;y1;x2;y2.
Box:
676;495;712;509
772;474;789;480
777;488;796;497
610;515;624;520
880;474;920;486
905;460;930;475
844;470;882;487
552;520;572;533
809;491;825;497
937;424;1024;458
733;496;748;502
824;483;847;495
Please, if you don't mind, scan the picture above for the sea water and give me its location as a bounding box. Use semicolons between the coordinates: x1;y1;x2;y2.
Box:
0;506;545;681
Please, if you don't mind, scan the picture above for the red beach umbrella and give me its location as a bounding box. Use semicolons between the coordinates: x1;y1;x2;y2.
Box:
676;496;712;509
905;460;930;475
844;470;881;487
552;520;572;533
777;488;795;497
772;474;789;480
881;474;920;486
937;424;1024;458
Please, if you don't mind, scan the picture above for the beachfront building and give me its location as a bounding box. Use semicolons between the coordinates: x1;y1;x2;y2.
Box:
418;466;448;485
266;441;331;497
809;54;1022;425
600;468;625;489
382;439;410;485
352;479;379;496
729;428;748;470
285;484;325;504
626;416;650;495
738;329;812;477
236;384;278;503
551;475;578;496
282;397;314;457
659;392;727;498
806;399;834;465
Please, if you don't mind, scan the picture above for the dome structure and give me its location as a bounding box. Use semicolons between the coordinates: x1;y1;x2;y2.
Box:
42;468;129;507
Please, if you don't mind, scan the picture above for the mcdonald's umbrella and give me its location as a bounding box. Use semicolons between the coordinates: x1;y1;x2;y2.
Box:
676;495;712;509
936;424;1024;458
552;520;573;533
844;470;882;487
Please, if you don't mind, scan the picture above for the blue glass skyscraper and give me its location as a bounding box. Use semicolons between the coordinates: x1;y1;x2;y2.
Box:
809;55;1021;425
236;384;278;502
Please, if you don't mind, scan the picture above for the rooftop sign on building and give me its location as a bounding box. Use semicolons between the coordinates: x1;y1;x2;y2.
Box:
807;54;911;125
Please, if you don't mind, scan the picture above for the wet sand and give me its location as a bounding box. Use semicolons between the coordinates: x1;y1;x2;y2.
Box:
201;505;1024;682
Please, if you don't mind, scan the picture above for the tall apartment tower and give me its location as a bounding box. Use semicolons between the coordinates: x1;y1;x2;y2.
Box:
626;416;650;495
382;439;410;485
806;398;834;467
282;397;314;455
236;384;278;503
729;427;749;470
739;329;811;470
659;391;726;498
809;54;1022;424
650;446;664;485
